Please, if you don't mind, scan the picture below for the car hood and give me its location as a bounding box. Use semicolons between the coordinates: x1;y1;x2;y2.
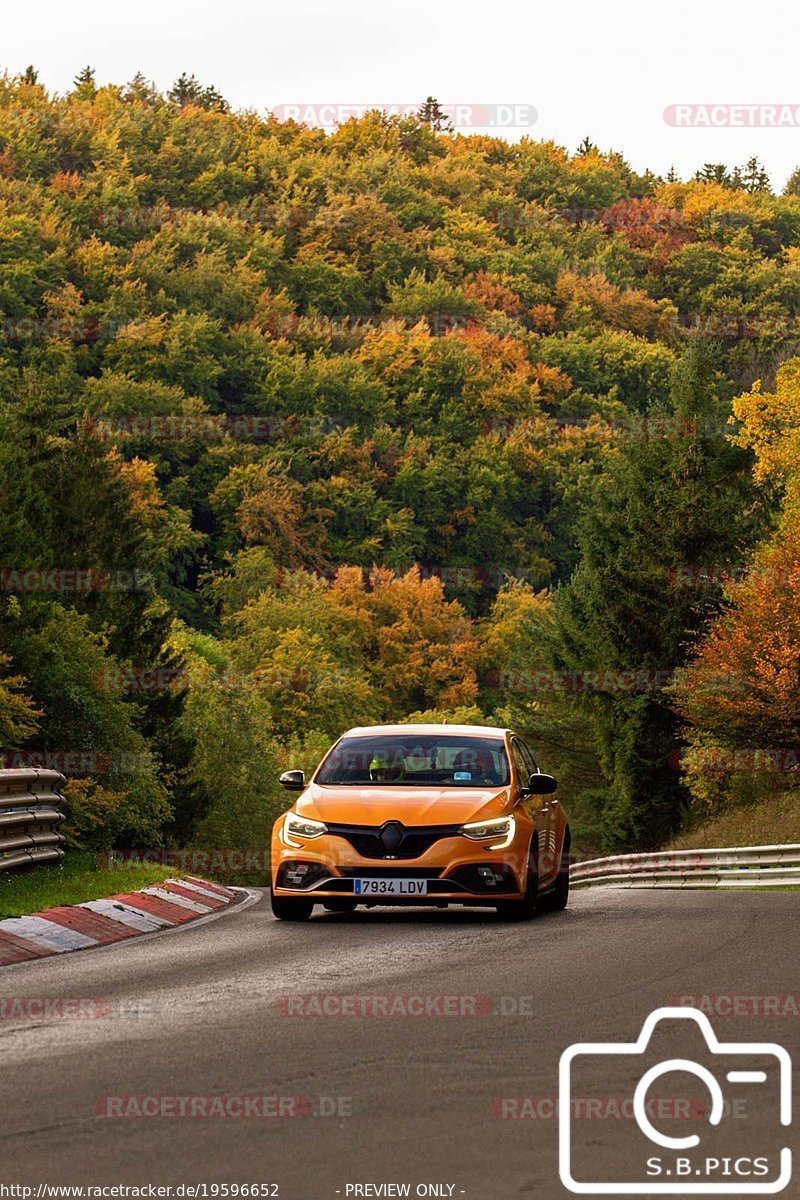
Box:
296;782;512;826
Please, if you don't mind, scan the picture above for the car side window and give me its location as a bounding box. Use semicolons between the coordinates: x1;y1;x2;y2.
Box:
509;739;529;784
519;740;538;775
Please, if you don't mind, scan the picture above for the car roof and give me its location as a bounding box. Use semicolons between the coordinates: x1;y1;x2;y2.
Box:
342;723;510;740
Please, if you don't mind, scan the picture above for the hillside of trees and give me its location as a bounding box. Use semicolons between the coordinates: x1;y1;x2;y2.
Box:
1;68;799;856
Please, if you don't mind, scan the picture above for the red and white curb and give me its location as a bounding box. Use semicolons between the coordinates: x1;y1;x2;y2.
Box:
0;876;240;965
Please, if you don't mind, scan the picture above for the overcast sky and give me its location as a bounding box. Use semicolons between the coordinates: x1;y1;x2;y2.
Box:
4;0;799;188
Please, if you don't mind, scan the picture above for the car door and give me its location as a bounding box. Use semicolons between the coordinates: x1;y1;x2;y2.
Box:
509;737;550;880
518;737;558;886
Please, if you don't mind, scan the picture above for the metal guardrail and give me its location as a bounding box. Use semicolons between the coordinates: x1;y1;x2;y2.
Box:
570;844;800;889
0;769;67;872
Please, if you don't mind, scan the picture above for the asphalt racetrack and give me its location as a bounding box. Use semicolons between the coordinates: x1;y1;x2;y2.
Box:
0;888;797;1199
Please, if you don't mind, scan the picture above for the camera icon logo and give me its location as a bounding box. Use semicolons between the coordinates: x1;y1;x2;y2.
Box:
559;1007;792;1194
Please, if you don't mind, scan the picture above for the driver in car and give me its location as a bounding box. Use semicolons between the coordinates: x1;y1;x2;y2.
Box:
451;748;499;784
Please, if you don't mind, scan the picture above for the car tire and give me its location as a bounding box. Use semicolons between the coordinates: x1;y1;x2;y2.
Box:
322;899;357;913
270;889;314;921
495;845;538;921
538;830;571;913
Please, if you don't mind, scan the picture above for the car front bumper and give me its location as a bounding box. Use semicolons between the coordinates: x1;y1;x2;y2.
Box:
270;830;529;904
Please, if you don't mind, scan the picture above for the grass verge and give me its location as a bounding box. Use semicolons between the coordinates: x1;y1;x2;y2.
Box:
669;790;800;851
0;851;175;919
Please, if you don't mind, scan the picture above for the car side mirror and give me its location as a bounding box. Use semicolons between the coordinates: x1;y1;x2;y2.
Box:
279;769;306;791
526;772;557;795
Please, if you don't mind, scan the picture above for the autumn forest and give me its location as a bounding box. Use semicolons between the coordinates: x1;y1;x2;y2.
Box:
2;70;800;857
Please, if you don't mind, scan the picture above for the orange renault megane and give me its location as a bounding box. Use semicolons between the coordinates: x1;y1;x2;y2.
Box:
270;723;570;921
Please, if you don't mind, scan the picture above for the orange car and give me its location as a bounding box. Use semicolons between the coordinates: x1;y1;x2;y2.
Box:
270;723;570;921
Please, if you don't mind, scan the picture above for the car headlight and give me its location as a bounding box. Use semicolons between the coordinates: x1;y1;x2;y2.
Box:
281;812;328;847
459;814;516;850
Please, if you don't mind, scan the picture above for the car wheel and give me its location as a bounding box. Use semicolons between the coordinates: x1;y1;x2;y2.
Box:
539;830;571;913
323;899;357;913
270;889;314;921
495;844;538;921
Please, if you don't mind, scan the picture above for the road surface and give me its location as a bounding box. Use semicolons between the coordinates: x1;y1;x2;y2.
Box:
0;889;797;1198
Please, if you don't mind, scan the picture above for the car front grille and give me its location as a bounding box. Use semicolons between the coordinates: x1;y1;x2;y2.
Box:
336;866;445;879
325;821;461;860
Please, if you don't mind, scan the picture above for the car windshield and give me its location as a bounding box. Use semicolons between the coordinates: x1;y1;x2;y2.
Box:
316;734;510;787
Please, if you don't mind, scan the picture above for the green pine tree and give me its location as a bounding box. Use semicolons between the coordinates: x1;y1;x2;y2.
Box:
417;97;452;132
784;166;800;196
554;343;764;852
71;66;96;99
168;73;228;111
695;163;733;187
741;156;771;193
125;71;159;104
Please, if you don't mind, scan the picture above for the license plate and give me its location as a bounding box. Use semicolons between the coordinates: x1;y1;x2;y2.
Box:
353;878;429;896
